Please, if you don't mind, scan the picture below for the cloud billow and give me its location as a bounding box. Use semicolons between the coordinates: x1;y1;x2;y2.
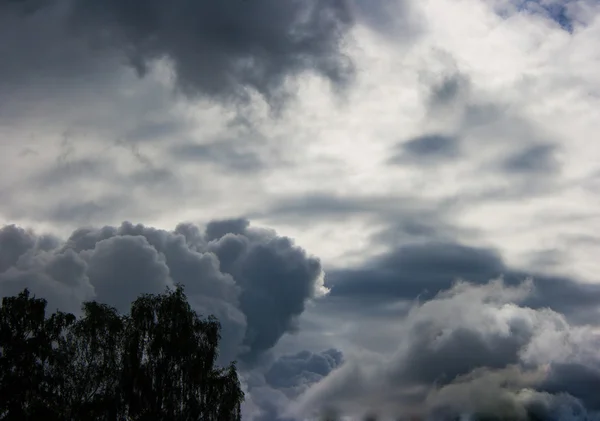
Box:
243;348;344;421
265;348;344;391
0;219;326;365
294;280;600;421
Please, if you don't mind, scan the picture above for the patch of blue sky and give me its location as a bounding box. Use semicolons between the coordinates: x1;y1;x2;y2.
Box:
498;0;576;32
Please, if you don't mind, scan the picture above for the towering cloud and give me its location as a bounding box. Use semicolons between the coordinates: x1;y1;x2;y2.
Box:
0;219;326;364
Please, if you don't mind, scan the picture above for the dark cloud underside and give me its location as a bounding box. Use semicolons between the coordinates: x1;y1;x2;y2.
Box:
326;241;600;323
501;143;559;175
390;134;461;164
2;0;356;106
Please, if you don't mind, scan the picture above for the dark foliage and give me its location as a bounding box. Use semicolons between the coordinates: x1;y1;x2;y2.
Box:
0;286;243;420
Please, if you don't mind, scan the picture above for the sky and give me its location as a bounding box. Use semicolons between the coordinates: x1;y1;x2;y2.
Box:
1;0;600;420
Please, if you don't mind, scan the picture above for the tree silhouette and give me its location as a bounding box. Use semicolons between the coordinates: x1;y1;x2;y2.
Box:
0;286;243;421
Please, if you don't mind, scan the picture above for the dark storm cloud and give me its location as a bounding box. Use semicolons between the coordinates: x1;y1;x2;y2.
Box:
81;235;173;311
0;219;324;365
542;362;600;411
0;225;37;273
243;348;344;421
326;241;600;323
0;225;93;314
0;0;118;108
296;280;600;421
2;0;355;106
328;242;505;299
205;228;323;360
204;218;251;242
265;349;344;391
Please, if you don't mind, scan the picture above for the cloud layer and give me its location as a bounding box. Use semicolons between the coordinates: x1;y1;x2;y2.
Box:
1;0;355;106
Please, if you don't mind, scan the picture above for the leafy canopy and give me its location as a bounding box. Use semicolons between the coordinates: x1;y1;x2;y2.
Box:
0;285;244;421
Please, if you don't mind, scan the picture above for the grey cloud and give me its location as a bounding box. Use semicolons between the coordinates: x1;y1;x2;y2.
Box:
46;196;131;225
243;348;344;421
128;167;175;186
30;158;109;189
462;102;513;128
390;134;461;164
0;145;185;226
328;242;505;300
351;0;420;38
295;280;600;421
541;362;600;411
265;349;344;391
0;225;37;273
0;228;94;314
423;366;548;420
170;141;263;173
501;143;560;175
3;0;355;107
256;193;469;258
81;235;173;312
398;326;526;386
428;73;470;110
372;213;480;248
244;380;298;421
0;0;120;120
460;102;563;185
525;248;565;270
522;391;598;421
420;70;564;201
206;230;324;361
125;119;191;144
265;194;379;218
255;192;444;224
432;77;462;104
326;241;600;324
0;219;324;366
204;218;251;242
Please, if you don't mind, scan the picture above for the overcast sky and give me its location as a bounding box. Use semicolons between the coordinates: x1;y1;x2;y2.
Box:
2;0;600;420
